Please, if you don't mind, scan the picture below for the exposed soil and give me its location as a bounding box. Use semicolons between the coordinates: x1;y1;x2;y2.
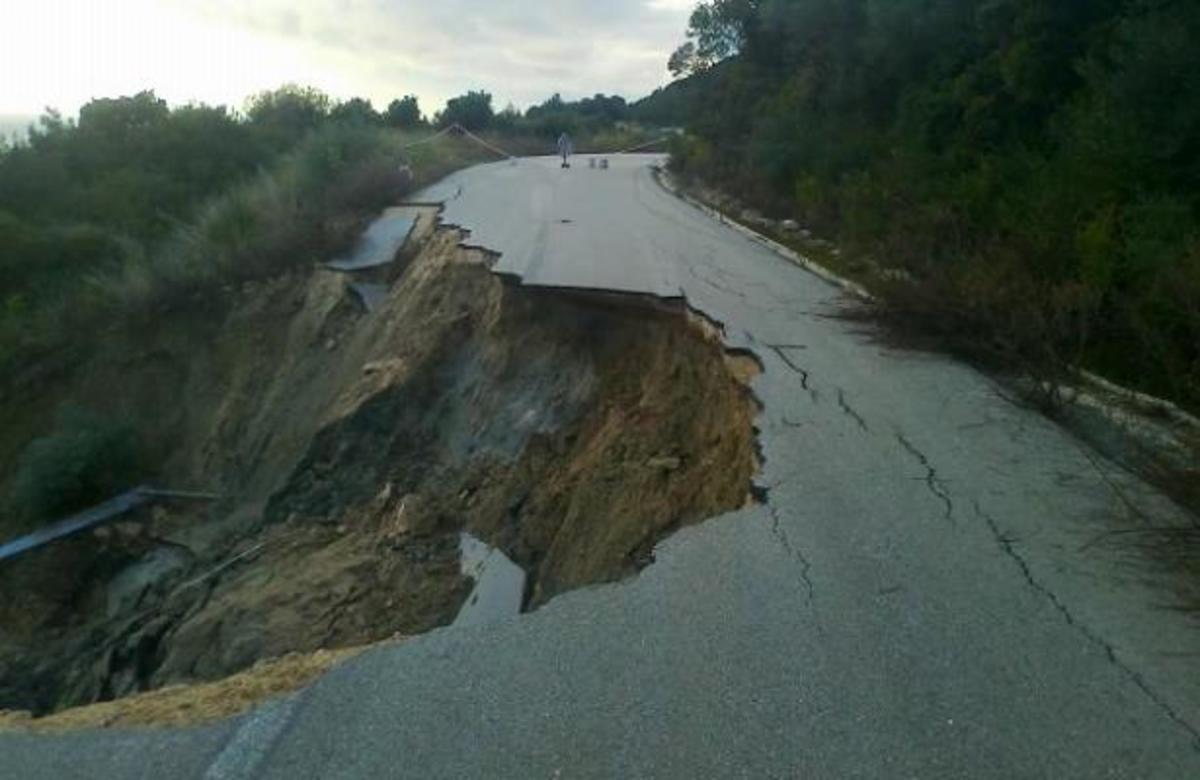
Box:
0;646;368;732
0;219;759;727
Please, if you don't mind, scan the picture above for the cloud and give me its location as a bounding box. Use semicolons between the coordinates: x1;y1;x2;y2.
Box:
0;1;694;116
181;0;695;112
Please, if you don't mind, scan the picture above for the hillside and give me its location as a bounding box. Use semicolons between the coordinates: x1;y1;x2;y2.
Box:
655;0;1200;416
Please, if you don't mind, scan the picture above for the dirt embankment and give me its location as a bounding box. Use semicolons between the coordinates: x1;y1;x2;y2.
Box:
0;220;759;727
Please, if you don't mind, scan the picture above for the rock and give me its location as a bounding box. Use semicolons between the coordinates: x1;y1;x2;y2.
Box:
781;219;801;232
363;359;406;377
384;493;439;539
799;229;813;240
647;456;683;472
325;339;337;352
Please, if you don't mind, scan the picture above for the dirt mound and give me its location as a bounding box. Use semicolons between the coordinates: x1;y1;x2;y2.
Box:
0;222;758;725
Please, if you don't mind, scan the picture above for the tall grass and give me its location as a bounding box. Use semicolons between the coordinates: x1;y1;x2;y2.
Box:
0;125;499;374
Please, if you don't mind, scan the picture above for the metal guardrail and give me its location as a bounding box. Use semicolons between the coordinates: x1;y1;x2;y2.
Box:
0;486;218;564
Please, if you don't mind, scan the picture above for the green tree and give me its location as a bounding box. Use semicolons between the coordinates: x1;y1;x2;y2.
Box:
331;97;381;126
246;84;332;147
385;95;423;129
438;90;494;131
660;0;1200;410
669;0;760;76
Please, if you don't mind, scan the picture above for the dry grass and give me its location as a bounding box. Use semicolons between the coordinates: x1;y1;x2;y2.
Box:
0;645;377;731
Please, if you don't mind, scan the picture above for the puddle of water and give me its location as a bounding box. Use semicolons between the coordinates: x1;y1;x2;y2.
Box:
454;534;526;628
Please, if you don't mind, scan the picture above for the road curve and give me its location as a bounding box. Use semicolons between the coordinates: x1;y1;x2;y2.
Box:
4;155;1198;779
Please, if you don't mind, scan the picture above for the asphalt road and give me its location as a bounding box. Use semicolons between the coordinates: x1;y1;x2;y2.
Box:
4;154;1199;778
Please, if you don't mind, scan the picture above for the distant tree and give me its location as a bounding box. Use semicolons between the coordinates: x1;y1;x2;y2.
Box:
491;103;522;132
517;92;630;138
384;95;423;129
669;0;759;76
331;97;381;126
669;42;699;77
24;109;69;153
438;90;494;131
578;94;629;122
74;92;170;175
527;93;566;119
246;84;331;146
77;91;170;139
150;104;259;207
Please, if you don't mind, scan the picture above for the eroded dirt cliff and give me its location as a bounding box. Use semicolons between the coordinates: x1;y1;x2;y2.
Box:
0;220;759;725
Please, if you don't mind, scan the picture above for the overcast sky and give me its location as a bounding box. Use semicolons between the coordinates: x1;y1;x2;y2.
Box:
0;0;695;121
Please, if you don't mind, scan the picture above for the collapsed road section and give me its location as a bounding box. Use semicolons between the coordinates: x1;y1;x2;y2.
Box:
0;210;760;727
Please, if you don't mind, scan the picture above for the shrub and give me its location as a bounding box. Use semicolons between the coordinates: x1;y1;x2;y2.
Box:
8;405;142;523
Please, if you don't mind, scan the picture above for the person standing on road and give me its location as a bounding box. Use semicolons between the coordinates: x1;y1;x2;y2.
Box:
557;132;574;168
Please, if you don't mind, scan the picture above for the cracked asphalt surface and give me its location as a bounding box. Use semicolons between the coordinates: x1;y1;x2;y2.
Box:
4;154;1199;778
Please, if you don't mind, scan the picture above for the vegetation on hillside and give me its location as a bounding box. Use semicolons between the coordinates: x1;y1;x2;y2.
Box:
651;0;1200;413
9;405;141;524
1;91;460;376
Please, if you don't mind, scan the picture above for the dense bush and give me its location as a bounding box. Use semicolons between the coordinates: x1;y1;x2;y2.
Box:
7;405;142;523
385;96;423;130
81;124;419;318
0;87;473;370
656;0;1200;411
